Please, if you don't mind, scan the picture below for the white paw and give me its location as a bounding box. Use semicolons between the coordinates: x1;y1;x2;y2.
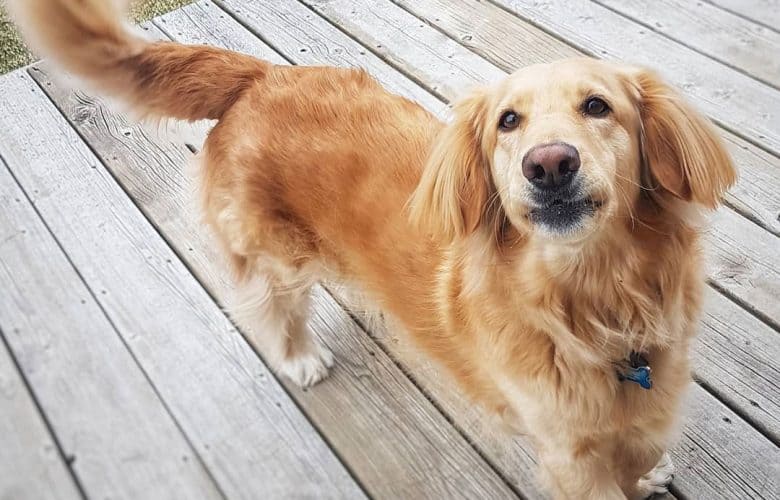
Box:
637;453;675;499
278;342;334;388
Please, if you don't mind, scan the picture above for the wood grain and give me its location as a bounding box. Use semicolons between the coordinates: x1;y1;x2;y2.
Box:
392;0;780;237
595;0;780;88
31;9;518;499
675;385;779;499
489;0;780;156
0;146;220;500
210;0;448;115
0;324;80;500
0;69;362;499
706;0;780;33
278;0;508;93
695;290;780;442
706;208;780;328
395;0;580;64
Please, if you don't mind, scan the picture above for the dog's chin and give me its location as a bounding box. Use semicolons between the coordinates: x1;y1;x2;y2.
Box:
527;198;603;240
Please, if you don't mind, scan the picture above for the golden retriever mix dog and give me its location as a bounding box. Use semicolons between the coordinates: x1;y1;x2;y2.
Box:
10;0;736;498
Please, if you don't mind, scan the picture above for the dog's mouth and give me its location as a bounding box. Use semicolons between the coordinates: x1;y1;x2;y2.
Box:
528;197;603;233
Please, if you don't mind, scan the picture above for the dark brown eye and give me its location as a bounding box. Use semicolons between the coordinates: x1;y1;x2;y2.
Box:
499;110;520;130
583;97;610;117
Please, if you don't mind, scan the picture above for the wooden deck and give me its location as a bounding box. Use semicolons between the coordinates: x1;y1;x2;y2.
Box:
0;1;778;498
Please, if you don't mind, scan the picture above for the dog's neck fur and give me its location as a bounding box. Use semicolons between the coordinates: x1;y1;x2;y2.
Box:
461;204;703;370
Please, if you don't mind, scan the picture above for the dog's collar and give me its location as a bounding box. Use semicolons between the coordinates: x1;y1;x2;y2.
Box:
616;351;652;389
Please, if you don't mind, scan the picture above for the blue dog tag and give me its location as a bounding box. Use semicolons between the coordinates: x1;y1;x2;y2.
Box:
617;351;653;390
620;365;653;389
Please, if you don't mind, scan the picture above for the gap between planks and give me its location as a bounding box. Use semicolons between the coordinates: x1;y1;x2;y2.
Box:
704;0;780;35
0;323;82;500
591;0;780;90
1;69;364;499
0;150;222;499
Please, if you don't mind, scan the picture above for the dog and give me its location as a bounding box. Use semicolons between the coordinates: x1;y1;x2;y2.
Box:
9;0;737;498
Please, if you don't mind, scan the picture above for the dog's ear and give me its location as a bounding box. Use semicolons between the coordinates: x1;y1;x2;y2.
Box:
629;69;737;208
409;88;492;239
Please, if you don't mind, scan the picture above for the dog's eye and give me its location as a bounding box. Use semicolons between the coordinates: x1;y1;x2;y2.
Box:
498;111;520;131
583;97;610;117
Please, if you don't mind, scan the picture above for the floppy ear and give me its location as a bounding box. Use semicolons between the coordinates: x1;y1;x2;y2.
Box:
631;69;737;209
409;88;492;238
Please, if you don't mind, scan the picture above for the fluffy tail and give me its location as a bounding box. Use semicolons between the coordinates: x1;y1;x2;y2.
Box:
8;0;269;121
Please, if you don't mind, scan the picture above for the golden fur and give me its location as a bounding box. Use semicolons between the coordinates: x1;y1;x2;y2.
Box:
10;0;737;498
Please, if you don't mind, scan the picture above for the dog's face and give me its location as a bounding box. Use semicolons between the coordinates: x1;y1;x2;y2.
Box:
411;58;736;244
489;59;641;239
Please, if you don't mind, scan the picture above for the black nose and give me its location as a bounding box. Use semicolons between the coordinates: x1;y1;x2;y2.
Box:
521;142;580;189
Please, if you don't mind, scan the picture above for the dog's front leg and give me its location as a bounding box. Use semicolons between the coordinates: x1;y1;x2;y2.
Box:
609;418;676;499
614;444;674;500
536;439;626;500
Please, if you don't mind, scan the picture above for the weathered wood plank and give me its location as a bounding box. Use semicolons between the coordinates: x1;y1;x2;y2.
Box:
695;290;780;442
208;0;447;115
706;208;780;328
673;384;779;499
718;135;780;237
346;301;544;499
396;0;580;65
29;9;518;499
706;0;780;32
153;4;286;63
310;0;780;328
0;69;362;499
0;332;80;500
488;0;780;156
0;149;220;499
595;0;780;88
392;0;780;237
217;0;780;497
301;0;507;96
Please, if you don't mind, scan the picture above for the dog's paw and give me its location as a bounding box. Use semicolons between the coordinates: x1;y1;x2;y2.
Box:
636;453;675;499
278;341;334;388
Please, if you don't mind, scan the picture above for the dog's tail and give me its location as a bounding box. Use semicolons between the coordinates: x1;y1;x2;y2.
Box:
8;0;269;121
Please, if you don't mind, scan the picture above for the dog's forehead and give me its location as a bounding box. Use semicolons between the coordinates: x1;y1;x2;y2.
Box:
500;59;626;106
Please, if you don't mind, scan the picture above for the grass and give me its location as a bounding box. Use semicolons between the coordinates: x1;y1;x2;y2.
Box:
0;0;193;74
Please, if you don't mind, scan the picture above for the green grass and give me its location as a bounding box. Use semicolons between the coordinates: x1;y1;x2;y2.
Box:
0;0;193;74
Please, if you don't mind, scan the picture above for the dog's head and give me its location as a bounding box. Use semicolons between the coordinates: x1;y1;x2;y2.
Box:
410;58;736;244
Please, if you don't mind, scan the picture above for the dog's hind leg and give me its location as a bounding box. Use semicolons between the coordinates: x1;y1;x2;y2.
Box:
228;257;333;388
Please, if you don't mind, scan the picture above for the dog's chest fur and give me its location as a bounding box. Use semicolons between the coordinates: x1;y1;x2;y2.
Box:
436;228;701;437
